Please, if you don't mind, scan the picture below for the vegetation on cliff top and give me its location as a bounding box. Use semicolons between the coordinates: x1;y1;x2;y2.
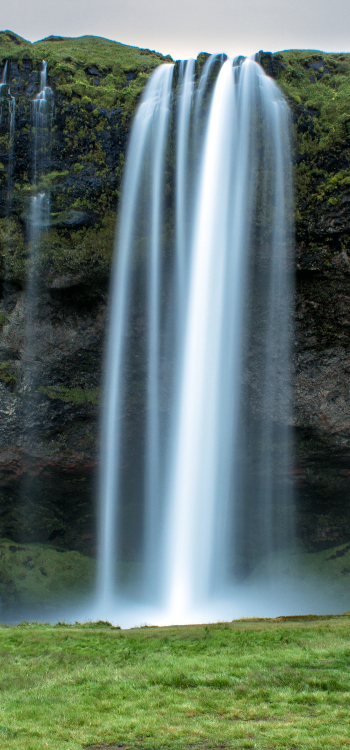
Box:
1;37;350;284
0;30;172;112
261;50;350;247
0;31;173;285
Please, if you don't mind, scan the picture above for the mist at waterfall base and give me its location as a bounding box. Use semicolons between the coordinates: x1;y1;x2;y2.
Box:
84;54;305;630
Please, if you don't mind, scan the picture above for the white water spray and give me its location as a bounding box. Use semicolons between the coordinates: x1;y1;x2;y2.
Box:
97;57;294;626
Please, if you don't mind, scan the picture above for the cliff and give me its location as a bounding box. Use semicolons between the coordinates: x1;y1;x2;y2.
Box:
0;32;171;554
0;33;350;556
260;50;350;550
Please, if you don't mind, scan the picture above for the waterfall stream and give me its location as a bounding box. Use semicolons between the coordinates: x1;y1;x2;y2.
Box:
97;56;294;626
23;62;53;429
0;60;16;206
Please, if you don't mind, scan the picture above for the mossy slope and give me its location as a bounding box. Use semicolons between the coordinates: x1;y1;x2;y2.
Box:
0;30;172;284
260;50;350;255
0;537;94;608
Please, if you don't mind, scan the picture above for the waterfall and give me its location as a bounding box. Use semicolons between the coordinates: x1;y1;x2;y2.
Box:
98;64;174;605
28;60;53;285
97;56;294;626
0;60;16;204
32;62;54;184
175;58;195;313
23;62;53;411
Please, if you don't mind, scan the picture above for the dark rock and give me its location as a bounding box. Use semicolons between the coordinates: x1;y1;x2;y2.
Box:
308;59;329;79
10;63;19;78
86;66;100;76
258;51;287;78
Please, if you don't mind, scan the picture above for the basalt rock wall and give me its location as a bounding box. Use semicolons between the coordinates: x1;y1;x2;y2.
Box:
259;50;350;549
0;33;349;551
0;32;171;549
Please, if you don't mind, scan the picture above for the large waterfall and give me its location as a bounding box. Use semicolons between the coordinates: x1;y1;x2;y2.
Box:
97;56;294;627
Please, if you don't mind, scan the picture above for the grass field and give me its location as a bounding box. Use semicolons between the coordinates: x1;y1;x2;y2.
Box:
0;615;349;750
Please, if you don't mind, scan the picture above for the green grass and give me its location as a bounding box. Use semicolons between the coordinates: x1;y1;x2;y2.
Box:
275;49;350;150
264;50;350;239
0;30;172;113
0;615;349;749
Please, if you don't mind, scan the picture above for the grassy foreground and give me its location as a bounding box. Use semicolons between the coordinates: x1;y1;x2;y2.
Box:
0;616;349;749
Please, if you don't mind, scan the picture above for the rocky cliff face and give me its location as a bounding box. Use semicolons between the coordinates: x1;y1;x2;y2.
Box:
260;50;350;549
0;32;171;551
0;34;350;554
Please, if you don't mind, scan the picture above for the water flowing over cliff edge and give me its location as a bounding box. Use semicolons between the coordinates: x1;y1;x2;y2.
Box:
97;57;294;625
0;33;350;617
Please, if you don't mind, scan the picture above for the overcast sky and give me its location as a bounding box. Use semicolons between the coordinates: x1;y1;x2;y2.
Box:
2;0;350;59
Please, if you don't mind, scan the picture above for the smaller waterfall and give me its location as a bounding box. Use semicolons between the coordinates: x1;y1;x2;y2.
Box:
0;61;8;82
0;60;16;203
0;60;16;316
0;61;9;115
0;62;16;140
23;62;53;411
25;192;49;371
28;60;53;256
32;61;54;184
28;60;53;305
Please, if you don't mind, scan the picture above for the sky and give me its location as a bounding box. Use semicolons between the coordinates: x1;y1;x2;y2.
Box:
2;0;350;60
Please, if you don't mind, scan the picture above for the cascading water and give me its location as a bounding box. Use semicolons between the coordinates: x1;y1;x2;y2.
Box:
0;60;16;202
32;62;54;187
97;56;294;627
23;62;53;420
98;64;174;605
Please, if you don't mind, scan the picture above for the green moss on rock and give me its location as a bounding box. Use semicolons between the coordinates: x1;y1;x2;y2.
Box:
259;50;350;243
0;31;173;287
0;538;95;606
38;385;100;406
0;363;16;388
